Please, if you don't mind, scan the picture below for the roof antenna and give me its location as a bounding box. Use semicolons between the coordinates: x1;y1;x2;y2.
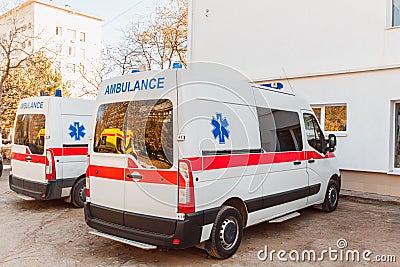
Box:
282;68;295;95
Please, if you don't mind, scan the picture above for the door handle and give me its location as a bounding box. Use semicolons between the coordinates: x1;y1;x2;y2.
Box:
308;159;316;164
293;160;302;166
127;172;142;180
26;156;32;161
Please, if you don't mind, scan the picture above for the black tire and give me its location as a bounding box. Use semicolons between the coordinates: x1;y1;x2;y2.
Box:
322;179;339;212
205;206;243;259
71;178;86;208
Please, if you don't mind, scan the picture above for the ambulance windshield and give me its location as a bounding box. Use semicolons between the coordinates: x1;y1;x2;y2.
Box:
14;114;46;155
93;99;174;169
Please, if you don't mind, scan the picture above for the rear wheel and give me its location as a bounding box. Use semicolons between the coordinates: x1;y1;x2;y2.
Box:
71;178;86;208
206;206;243;259
322;179;339;212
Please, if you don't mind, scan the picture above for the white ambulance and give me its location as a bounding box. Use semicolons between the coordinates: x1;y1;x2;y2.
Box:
10;91;94;208
85;64;340;259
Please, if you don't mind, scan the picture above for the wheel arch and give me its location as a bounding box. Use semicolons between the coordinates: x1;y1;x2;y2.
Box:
330;174;341;192
70;173;86;192
222;197;249;228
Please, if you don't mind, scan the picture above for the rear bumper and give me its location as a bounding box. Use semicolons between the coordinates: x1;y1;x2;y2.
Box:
84;202;215;249
9;175;62;200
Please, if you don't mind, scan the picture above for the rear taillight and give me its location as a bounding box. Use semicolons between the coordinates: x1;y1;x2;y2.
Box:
86;154;90;198
178;160;195;214
45;149;56;180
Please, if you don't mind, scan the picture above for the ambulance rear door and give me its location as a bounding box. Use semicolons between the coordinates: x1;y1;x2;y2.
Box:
12;98;49;183
122;71;179;233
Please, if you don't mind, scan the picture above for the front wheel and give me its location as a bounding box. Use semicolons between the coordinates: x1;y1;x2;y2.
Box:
322;179;340;212
205;206;243;259
71;178;86;208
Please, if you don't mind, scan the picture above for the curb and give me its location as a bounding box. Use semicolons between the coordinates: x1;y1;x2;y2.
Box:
340;189;400;205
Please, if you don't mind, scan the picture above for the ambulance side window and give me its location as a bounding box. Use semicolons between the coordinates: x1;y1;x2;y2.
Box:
303;113;325;153
257;108;303;152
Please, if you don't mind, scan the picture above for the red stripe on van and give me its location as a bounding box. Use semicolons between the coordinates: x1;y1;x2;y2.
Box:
126;169;180;185
186;151;335;171
88;165;125;181
51;147;88;156
88;151;335;183
88;165;181;185
11;152;46;164
11;147;88;164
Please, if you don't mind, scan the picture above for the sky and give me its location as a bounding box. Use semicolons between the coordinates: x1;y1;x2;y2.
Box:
10;0;169;45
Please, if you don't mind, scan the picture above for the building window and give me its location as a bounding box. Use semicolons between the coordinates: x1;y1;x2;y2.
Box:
56;26;62;36
66;63;76;73
79;32;86;42
394;0;400;26
56;44;63;54
79;48;86;59
312;104;347;132
68;46;76;57
67;29;76;42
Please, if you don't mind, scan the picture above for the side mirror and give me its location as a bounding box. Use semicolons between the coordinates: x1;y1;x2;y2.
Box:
326;134;337;152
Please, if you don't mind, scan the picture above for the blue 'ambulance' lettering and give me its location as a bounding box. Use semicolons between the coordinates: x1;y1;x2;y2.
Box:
20;101;44;109
105;77;166;95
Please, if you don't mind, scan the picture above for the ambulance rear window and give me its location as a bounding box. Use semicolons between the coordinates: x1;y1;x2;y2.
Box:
14;114;46;155
93;99;174;169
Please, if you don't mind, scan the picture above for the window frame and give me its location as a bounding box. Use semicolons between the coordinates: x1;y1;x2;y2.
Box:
311;104;347;136
392;0;400;27
55;26;62;36
79;32;86;42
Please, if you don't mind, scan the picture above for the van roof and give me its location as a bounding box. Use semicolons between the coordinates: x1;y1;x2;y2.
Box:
97;67;311;111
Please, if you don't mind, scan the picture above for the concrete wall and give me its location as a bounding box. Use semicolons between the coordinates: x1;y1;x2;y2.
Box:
189;0;400;81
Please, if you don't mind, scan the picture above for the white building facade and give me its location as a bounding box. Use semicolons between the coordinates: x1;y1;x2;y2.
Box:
0;0;103;97
188;0;400;197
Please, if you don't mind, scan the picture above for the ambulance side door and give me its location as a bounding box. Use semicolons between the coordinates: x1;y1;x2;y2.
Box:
257;108;309;219
302;111;330;204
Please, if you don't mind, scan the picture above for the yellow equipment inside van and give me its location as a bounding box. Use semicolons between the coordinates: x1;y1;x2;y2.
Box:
98;128;134;154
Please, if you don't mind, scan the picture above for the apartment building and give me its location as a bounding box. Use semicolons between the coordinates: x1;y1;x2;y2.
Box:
0;0;103;97
188;0;400;197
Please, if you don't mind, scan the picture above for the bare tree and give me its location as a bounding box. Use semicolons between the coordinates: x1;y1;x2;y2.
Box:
107;0;188;74
77;56;114;98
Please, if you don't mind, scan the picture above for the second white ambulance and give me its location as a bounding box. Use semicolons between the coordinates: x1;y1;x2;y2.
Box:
10;92;94;207
85;64;340;258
